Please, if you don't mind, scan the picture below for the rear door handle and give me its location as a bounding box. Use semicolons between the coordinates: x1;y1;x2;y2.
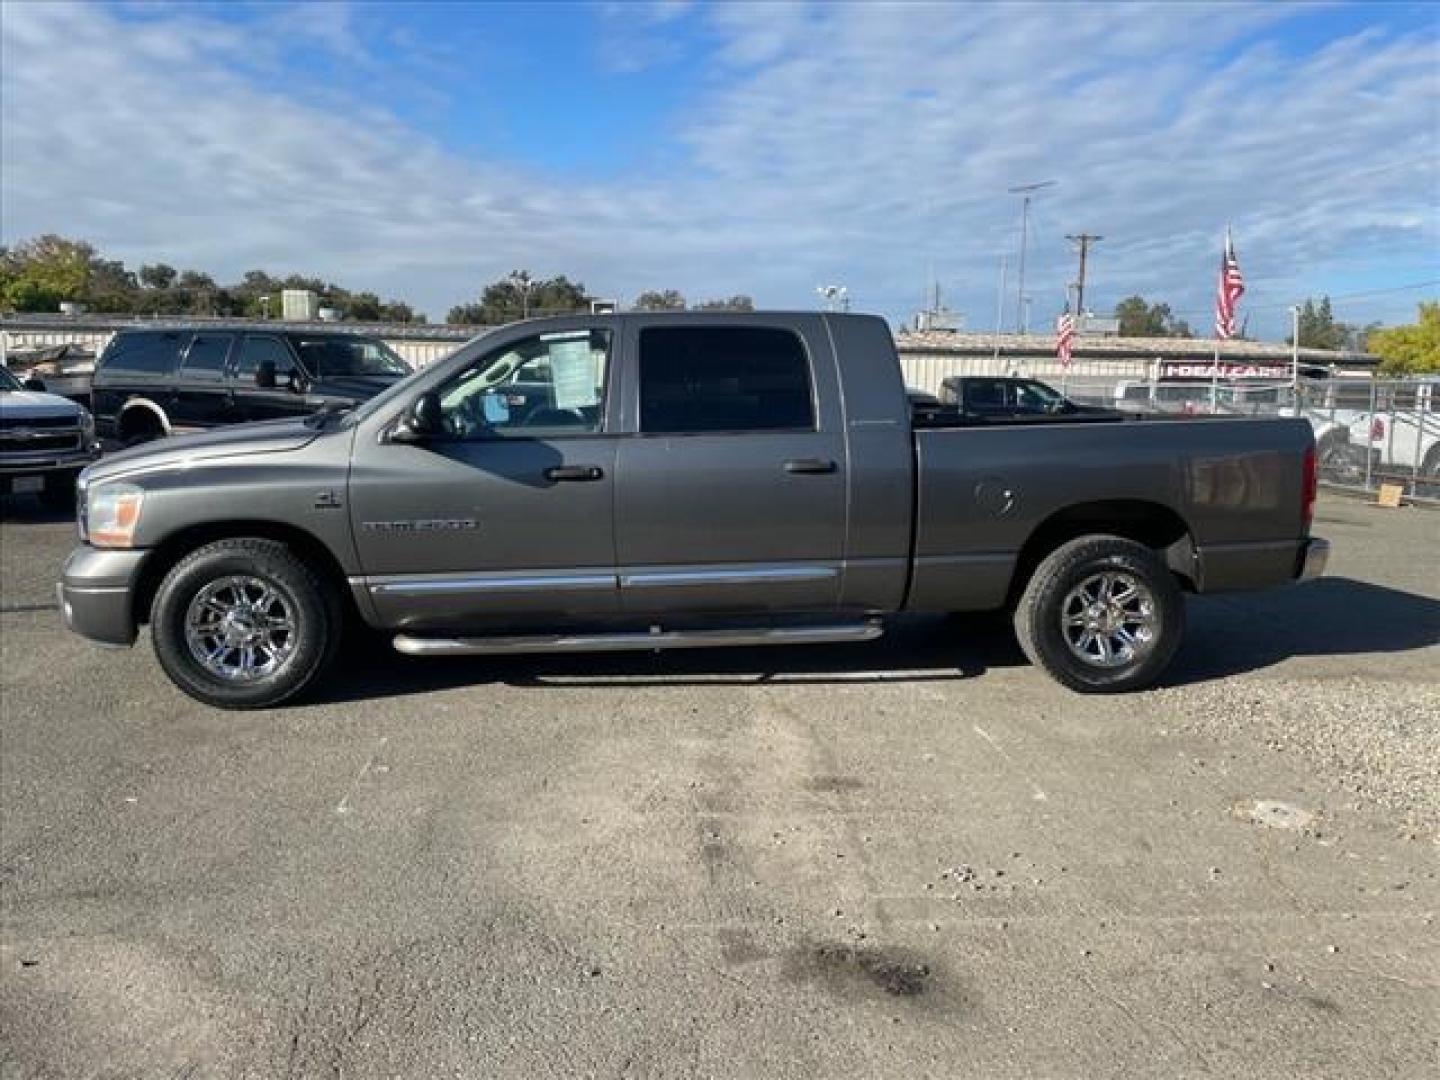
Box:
544;465;605;482
783;458;837;474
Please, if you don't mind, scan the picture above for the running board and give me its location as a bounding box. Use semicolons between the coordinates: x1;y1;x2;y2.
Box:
392;621;885;657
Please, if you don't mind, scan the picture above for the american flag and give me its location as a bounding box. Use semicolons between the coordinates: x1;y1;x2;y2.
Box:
1214;227;1245;339
1055;309;1075;366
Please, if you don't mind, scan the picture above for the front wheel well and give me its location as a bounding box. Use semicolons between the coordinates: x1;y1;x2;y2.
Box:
134;521;353;627
1008;500;1196;605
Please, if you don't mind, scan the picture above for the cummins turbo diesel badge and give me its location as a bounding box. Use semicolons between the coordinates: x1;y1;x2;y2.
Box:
361;519;478;532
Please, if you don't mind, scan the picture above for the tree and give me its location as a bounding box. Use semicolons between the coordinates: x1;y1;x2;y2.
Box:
1113;295;1189;337
448;272;592;325
694;295;755;312
1289;295;1351;351
634;289;686;311
139;263;177;290
0;234;94;311
1367;302;1440;375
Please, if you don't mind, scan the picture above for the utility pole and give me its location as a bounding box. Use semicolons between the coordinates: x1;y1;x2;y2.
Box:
1065;233;1103;319
1008;180;1056;333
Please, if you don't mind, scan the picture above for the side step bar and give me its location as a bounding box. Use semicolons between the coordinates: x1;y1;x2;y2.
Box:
393;621;885;657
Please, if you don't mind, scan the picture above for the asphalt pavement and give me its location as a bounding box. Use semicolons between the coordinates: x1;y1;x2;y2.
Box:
1;492;1437;1079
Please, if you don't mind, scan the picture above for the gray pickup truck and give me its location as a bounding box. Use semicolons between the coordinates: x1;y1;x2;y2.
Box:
59;312;1327;709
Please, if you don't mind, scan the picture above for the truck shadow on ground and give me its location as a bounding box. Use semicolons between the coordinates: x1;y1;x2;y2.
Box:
0;495;75;524
315;577;1437;704
1163;577;1440;686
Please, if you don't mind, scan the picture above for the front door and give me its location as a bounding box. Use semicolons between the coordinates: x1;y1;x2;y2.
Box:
613;321;848;614
231;335;310;423
349;327;619;632
174;333;237;431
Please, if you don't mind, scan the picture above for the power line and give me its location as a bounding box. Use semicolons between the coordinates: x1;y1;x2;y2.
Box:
1159;278;1440;318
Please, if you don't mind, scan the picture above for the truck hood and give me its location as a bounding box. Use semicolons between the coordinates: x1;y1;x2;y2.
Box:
0;389;85;420
83;417;322;483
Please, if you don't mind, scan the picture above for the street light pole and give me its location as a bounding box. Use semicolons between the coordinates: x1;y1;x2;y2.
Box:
1291;305;1301;402
1008;180;1056;333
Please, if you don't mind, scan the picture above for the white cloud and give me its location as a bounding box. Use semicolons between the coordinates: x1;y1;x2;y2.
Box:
2;0;1435;332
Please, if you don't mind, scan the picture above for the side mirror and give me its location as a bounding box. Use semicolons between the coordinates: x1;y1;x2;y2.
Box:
392;391;444;442
255;359;277;389
22;375;47;392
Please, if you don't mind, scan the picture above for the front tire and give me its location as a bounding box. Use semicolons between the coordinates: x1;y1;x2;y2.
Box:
150;538;341;709
1013;535;1184;693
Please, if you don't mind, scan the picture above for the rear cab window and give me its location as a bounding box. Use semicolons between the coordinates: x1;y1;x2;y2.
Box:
638;326;814;434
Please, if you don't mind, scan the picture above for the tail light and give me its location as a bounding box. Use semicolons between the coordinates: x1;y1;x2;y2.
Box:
1302;445;1317;528
1369;416;1385;442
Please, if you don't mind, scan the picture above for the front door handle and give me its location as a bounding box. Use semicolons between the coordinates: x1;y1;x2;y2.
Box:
783;458;837;475
544;465;605;482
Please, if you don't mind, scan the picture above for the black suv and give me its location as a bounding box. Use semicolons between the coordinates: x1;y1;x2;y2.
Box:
91;327;414;445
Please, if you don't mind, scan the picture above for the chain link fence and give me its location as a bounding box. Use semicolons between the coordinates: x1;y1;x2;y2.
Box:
897;351;1438;501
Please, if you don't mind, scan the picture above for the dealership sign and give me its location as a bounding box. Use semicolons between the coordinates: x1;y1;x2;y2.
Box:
1158;362;1291;381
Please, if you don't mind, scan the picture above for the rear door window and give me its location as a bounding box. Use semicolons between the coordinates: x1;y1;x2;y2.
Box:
181;334;235;382
101;333;185;377
638;326;814;433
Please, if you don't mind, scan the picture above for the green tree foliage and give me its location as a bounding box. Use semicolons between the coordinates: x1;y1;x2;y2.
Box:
1;235;95;311
1367;302;1440;375
1288;296;1352;350
447;272;592;325
0;235;416;321
1113;295;1191;337
634;289;687;311
694;295;755;312
139;263;177;290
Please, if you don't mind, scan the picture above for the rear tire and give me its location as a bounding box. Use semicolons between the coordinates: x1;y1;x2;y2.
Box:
1013;535;1184;693
150;538;341;709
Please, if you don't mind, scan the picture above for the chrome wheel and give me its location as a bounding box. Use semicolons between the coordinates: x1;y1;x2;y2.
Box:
184;575;297;682
1060;571;1156;668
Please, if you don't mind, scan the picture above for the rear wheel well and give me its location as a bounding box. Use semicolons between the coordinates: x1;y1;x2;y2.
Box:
135;521;352;627
1008;500;1195;604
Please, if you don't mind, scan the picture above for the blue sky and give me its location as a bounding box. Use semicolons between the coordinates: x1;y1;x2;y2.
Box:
3;1;1437;337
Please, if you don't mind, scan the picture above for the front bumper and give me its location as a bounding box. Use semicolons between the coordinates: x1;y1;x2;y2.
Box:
1296;537;1330;582
57;545;149;647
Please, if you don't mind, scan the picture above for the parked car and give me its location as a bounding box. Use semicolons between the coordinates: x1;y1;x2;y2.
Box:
1346;378;1440;482
90;327;413;445
941;376;1120;419
1;365;101;506
60;312;1325;709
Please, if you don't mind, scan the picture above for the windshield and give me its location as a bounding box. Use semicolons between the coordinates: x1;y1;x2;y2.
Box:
294;337;411;378
1015;380;1068;409
347;328;499;426
0;366;21;391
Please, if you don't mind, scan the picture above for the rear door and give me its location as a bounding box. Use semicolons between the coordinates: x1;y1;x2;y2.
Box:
612;318;847;614
174;333;237;431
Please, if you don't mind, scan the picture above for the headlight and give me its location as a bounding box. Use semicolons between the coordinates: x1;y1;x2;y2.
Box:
87;483;145;548
78;408;96;443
